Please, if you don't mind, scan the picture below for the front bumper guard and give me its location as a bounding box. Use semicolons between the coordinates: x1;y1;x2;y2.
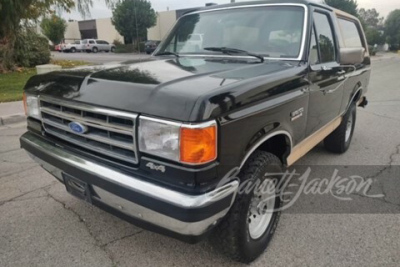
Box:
20;132;238;241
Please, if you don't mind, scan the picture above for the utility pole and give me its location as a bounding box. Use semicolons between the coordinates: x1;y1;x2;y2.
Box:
133;0;140;53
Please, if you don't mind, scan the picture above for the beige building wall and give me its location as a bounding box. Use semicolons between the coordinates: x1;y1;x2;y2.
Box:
96;18;125;44
64;21;81;40
148;11;177;41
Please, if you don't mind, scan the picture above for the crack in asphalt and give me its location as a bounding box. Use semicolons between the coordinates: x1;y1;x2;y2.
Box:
351;144;400;208
0;148;21;155
360;110;400;123
0;165;41;181
100;230;144;249
0;182;57;206
43;187;144;267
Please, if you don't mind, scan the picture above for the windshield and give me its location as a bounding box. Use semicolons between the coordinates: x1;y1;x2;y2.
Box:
158;6;305;59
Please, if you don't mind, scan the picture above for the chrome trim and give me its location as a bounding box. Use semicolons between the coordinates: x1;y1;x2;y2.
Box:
43;119;133;150
45;128;136;163
239;130;293;169
345;87;363;113
181;3;309;61
40;95;138;120
39;96;138;164
91;186;231;236
23;133;238;209
41;107;133;134
23;133;238;236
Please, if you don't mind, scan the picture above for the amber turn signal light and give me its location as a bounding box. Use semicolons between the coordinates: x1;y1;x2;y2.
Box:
180;124;217;164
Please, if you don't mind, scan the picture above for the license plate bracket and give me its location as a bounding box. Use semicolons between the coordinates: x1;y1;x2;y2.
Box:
63;174;92;204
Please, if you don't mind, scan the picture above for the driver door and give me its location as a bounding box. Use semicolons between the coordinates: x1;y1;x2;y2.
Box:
306;10;345;136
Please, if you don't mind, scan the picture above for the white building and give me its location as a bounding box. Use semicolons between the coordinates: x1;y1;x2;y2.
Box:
63;7;199;43
64;18;124;44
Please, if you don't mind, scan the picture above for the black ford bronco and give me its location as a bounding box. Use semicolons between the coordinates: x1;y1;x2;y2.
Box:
20;0;370;263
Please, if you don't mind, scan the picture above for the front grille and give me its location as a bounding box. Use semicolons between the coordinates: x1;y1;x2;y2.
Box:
39;96;138;164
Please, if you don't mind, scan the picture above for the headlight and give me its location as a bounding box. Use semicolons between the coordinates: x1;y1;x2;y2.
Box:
139;117;217;164
23;93;41;120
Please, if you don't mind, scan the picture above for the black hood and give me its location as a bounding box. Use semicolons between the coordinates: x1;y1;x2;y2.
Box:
24;57;307;121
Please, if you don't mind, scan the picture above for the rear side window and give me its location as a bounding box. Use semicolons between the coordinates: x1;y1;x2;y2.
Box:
313;12;336;63
338;18;363;48
89;40;95;44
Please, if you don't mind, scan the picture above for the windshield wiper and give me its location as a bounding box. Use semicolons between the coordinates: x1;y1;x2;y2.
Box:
204;47;265;63
155;51;180;58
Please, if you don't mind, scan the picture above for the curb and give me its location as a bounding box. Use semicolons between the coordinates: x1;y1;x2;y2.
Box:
0;114;26;126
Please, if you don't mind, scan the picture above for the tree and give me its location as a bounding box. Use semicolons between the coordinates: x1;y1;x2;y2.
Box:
0;0;110;71
385;10;400;50
41;14;68;45
324;0;358;17
358;8;385;45
0;0;74;71
359;8;384;28
112;0;157;44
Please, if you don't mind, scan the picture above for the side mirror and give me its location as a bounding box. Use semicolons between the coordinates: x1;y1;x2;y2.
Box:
339;47;365;65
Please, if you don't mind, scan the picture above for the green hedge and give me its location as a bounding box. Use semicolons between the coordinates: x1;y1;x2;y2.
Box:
114;43;146;53
14;31;51;67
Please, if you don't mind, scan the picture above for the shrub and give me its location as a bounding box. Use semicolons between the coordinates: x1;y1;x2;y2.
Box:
114;42;146;53
368;45;377;56
14;30;51;67
113;39;123;46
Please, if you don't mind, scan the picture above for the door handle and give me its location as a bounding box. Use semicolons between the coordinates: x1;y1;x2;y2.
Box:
322;65;332;71
337;70;346;75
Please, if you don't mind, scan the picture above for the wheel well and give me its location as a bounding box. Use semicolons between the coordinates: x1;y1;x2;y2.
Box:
257;134;291;164
353;89;362;103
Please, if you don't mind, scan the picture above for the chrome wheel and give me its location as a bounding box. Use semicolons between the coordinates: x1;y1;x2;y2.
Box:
345;113;353;142
248;179;276;239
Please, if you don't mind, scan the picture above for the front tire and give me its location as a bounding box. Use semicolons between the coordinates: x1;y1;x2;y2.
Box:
324;102;356;153
213;151;282;263
71;47;76;53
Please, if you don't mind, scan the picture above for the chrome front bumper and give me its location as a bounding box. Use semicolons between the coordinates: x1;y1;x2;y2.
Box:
20;132;238;240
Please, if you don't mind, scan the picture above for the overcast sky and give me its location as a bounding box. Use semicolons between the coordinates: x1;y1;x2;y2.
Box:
61;0;399;21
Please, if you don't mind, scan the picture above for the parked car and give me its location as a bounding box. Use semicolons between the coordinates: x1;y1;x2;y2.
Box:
62;40;84;53
21;0;370;263
55;43;62;52
83;39;116;53
145;40;161;54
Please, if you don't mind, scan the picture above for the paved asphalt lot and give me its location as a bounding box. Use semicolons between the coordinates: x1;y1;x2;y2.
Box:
51;51;150;64
1;55;400;266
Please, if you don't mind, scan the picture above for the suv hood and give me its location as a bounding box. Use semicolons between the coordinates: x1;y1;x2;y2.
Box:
25;57;307;121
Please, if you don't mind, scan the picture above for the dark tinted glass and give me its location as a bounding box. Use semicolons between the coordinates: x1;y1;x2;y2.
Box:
309;26;319;65
314;12;336;63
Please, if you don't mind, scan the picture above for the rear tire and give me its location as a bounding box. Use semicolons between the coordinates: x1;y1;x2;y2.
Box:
111;47;115;53
71;47;76;53
213;151;282;263
93;47;98;53
324;103;356;153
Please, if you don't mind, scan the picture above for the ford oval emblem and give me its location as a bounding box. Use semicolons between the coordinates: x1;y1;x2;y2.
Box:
68;122;88;134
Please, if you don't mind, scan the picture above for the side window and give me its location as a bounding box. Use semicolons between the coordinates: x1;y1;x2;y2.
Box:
313;12;336;63
338;18;363;48
309;26;319;65
89;40;95;44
